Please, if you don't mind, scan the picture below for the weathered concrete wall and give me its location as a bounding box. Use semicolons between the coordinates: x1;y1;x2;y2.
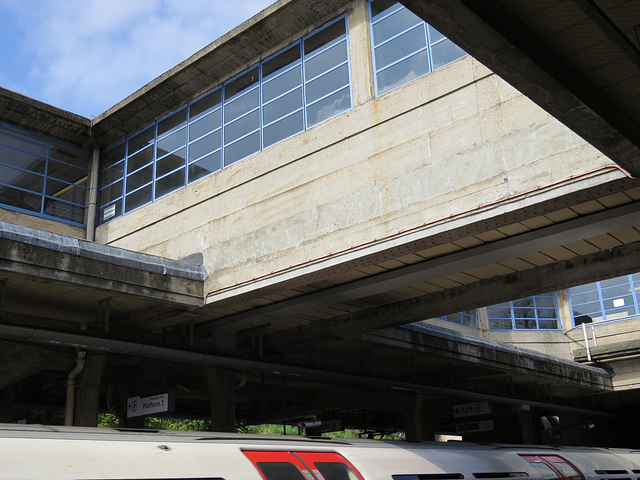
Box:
95;1;613;296
0;209;85;239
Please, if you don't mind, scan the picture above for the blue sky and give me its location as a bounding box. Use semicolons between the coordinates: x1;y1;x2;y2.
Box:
0;0;273;118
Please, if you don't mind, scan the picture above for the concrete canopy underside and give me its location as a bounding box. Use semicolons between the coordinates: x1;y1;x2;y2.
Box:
400;0;640;177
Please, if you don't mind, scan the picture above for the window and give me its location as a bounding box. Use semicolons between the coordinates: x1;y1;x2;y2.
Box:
243;450;364;480
438;310;478;328
369;0;466;95
521;455;584;480
487;294;560;330
568;274;640;325
99;16;351;224
0;122;90;226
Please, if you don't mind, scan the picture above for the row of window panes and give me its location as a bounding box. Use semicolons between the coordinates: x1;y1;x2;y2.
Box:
369;0;467;95
439;311;478;328
0;122;90;225
568;273;640;325
487;294;560;330
98;16;351;224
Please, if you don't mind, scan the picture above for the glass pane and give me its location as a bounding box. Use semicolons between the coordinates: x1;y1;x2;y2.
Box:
0;184;42;212
305;41;348;81
428;25;445;43
125;184;152;213
515;318;536;329
263;45;301;81
189;131;222;162
47;159;87;183
550;462;582;480
189;110;222;141
263;110;304;147
102;143;126;170
127;147;153;173
188;151;221;183
0;164;44;192
100;162;124;188
600;276;628;289
370;0;401;20
376;49;429;94
264;88;303;124
224;110;260;145
157;129;186;158
156;148;186;177
0;126;48;156
128;127;155;154
431;38;466;69
601;284;630;299
305;64;350;104
537;308;557;319
489;318;512;330
49;144;90;169
0;145;46;173
158;109;187;138
513;297;535;308
100;180;123;205
374;25;427;69
314;462;358;480
257;463;306;480
304;18;346;56
513;307;536;319
372;6;422;44
156;168;185;198
527;462;560;480
126;164;153;193
534;296;557;308
190;89;222;121
306;86;351;126
263;65;302;103
224;89;260;124
538;319;559;329
45;178;87;203
224;131;260;166
571;291;599;304
44;198;85;223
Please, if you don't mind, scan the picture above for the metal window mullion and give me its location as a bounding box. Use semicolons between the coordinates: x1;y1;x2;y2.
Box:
596;280;608;321
629;274;640;316
300;42;309;130
424;21;434;73
185;102;191;185
259;62;264;151
151;122;159;202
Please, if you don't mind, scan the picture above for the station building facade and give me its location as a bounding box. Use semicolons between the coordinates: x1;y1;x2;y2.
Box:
1;0;640;444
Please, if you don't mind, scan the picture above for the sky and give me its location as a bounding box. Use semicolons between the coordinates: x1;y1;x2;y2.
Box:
0;0;274;118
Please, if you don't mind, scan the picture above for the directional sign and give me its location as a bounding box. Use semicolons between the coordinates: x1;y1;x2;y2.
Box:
453;401;490;418
127;393;171;418
456;420;494;434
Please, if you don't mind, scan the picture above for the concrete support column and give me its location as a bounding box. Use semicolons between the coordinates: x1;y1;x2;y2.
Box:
347;0;375;106
404;394;433;441
206;367;236;432
73;353;106;427
85;148;100;242
0;385;16;423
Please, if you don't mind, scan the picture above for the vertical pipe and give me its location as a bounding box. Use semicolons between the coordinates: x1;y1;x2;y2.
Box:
582;322;592;361
86;148;100;241
65;351;87;426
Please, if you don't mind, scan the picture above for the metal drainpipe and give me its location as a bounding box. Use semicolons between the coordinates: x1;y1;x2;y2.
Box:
582;322;593;362
85;148;100;241
65;351;87;426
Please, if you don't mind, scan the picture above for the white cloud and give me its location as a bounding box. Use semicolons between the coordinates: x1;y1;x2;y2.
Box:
1;0;273;117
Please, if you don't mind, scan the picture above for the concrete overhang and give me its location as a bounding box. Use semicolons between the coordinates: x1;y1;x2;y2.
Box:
0;87;92;149
400;0;640;177
0;221;207;312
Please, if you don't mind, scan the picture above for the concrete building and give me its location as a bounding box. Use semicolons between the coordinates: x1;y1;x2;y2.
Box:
1;0;640;446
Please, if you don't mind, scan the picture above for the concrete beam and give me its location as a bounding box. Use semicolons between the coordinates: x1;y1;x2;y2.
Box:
0;221;207;306
0;87;92;149
399;0;640;176
261;240;640;351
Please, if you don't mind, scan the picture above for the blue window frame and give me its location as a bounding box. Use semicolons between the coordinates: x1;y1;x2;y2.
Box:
0;122;90;226
487;294;560;330
99;16;351;224
369;0;466;96
438;310;478;328
568;274;640;325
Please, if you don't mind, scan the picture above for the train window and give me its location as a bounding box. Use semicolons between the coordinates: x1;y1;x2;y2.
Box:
257;462;309;480
393;475;465;480
521;455;585;480
473;473;528;479
243;451;365;480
